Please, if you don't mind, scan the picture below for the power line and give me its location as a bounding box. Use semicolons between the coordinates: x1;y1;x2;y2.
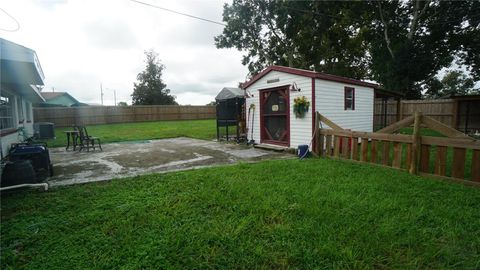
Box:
284;5;480;26
130;0;226;26
0;7;20;32
129;0;478;29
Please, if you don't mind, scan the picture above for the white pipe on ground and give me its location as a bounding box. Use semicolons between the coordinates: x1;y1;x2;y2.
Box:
0;183;49;192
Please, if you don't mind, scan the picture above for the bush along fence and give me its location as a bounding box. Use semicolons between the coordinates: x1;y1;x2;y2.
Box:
33;105;216;127
313;112;480;185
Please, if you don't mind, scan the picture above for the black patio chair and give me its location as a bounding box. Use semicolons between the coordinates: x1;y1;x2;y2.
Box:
77;126;102;152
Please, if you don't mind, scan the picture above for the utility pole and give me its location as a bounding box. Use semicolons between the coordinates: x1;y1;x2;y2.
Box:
106;88;117;106
100;83;104;105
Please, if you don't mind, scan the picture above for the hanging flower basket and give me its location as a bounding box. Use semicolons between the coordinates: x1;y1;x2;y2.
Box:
293;96;310;118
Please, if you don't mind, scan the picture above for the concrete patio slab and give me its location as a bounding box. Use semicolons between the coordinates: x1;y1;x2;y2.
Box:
48;137;292;187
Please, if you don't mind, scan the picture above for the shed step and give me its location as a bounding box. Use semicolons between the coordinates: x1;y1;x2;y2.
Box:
253;144;288;152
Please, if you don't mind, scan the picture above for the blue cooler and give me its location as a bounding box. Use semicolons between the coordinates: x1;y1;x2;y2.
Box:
9;143;53;179
297;144;309;158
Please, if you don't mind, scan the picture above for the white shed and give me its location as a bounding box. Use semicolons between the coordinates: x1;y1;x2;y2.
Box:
243;65;379;149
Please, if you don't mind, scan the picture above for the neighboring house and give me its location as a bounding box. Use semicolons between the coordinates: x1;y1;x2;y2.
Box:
39;91;81;107
243;65;386;149
0;38;46;158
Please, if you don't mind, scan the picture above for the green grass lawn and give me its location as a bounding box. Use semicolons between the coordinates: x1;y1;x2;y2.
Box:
46;119;216;148
398;127;445;137
2;158;480;269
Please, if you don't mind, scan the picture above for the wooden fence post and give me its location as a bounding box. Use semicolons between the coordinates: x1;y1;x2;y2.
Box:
396;98;402;121
409;112;422;175
314;112;321;156
452;99;459;130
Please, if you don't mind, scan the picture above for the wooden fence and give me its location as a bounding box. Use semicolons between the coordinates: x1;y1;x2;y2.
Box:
374;99;455;130
314;112;480;184
33;105;216;127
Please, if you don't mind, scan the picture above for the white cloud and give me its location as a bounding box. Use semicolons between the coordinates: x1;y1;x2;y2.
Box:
83;19;138;50
1;0;246;105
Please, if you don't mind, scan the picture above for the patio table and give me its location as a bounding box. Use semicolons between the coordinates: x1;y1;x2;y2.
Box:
64;130;79;151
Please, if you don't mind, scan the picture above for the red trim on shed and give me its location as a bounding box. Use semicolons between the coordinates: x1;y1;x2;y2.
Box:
242;65;379;89
353;88;355;110
344;87;355;111
311;78;316;151
259;85;290;147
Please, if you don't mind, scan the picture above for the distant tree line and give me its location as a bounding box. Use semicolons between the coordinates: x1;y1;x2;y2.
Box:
425;70;479;99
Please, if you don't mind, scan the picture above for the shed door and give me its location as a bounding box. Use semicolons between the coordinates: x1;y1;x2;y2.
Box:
260;87;289;146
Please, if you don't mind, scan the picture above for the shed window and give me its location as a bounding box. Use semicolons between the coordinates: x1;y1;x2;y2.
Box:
344;87;355;110
0;94;15;130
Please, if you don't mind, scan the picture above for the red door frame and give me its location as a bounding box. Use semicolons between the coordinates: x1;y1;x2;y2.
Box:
259;85;290;147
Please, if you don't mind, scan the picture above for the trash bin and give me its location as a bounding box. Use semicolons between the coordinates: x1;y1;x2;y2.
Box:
297;144;309;158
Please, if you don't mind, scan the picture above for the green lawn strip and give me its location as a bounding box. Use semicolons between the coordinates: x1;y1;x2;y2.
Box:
45;119;216;148
2;158;480;269
398;127;445;137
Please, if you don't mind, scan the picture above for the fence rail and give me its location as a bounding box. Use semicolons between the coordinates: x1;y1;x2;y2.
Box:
33;105;216;127
374;99;456;130
314;112;480;184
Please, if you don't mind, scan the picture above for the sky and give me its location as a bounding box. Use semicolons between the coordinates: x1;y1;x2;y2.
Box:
0;0;247;105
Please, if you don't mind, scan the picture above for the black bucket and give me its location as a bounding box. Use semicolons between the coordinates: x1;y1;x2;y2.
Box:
1;160;37;187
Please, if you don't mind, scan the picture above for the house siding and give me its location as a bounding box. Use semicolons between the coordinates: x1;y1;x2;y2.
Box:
1;89;35;157
245;70;313;148
1;133;19;158
315;79;374;132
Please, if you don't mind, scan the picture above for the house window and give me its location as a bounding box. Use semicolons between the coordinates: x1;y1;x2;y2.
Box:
344;87;355;110
0;94;15;130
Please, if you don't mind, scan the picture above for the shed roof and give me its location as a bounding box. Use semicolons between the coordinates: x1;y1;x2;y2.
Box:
242;65;380;89
215;87;244;101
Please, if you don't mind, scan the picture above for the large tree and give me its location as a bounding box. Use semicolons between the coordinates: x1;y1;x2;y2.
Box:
215;0;480;99
366;0;480;99
214;0;369;79
131;50;177;105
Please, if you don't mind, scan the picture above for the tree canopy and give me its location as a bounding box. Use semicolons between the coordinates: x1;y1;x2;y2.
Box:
425;70;479;99
366;0;479;99
214;0;369;79
215;0;480;99
131;50;177;105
